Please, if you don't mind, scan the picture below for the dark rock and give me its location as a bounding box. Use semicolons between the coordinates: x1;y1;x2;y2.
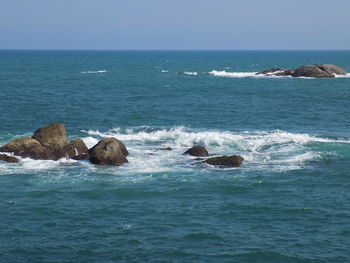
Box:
256;68;285;75
72;153;90;160
292;65;334;78
275;69;295;76
0;137;55;160
205;155;244;167
70;139;88;154
257;64;346;78
316;64;347;76
158;147;172;151
0;154;20;163
32;123;68;150
183;146;209;157
89;138;128;166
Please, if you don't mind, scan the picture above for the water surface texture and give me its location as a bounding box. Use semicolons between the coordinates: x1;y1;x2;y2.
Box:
1;51;350;263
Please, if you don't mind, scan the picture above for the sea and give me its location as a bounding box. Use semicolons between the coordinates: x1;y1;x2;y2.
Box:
1;50;350;263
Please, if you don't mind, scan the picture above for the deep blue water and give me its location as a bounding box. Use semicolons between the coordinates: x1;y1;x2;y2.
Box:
1;51;350;263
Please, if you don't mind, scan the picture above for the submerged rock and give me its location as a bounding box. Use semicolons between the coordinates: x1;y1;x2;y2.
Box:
204;155;244;167
72;153;90;160
157;147;173;151
183;146;209;157
89;138;128;166
0;154;20;163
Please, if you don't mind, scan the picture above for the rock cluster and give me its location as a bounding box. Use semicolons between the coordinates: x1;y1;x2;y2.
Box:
0;123;128;166
0;124;245;168
256;64;347;78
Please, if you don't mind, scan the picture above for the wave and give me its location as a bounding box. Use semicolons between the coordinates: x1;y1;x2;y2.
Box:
81;70;107;74
184;71;198;76
81;127;349;173
209;70;258;78
2;127;348;175
160;70;169;73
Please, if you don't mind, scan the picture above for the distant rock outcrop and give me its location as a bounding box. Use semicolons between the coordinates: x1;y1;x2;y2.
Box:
183;146;209;157
204;155;244;167
256;64;347;78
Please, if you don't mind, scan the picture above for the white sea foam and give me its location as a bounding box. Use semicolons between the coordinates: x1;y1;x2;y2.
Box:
1;127;348;175
184;71;198;76
209;70;258;78
81;70;107;74
160;70;169;73
334;73;350;78
81;127;349;173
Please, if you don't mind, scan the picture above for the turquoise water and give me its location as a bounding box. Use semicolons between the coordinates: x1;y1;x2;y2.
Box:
1;51;350;262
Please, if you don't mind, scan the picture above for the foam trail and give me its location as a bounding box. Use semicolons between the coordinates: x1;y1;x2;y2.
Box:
184;71;198;76
81;70;107;74
209;70;258;78
334;73;350;78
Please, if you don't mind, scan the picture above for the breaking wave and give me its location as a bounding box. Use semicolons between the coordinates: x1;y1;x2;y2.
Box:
1;127;348;175
184;71;198;76
80;126;349;173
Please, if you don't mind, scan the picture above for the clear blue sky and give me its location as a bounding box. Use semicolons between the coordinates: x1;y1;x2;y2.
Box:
1;0;349;50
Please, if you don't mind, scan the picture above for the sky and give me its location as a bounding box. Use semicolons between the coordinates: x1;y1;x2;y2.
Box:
0;0;349;50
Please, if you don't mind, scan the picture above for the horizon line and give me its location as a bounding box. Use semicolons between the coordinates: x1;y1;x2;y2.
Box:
0;48;350;52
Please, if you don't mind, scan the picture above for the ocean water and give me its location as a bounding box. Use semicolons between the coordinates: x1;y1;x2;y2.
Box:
1;50;350;263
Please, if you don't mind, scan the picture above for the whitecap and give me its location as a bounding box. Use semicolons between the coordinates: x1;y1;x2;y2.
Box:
209;70;258;78
184;71;198;76
81;70;107;74
334;73;350;78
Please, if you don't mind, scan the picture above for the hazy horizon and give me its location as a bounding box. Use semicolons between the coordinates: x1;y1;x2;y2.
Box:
1;0;349;50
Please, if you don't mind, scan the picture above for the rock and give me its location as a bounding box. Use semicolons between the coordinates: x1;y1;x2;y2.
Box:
32;123;68;150
0;137;55;160
275;69;295;76
292;65;334;78
89;138;128;166
256;68;285;75
72;153;90;160
158;147;172;151
70;139;88;155
0;154;20;163
204;155;244;167
257;64;346;78
183;146;209;157
316;64;347;75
